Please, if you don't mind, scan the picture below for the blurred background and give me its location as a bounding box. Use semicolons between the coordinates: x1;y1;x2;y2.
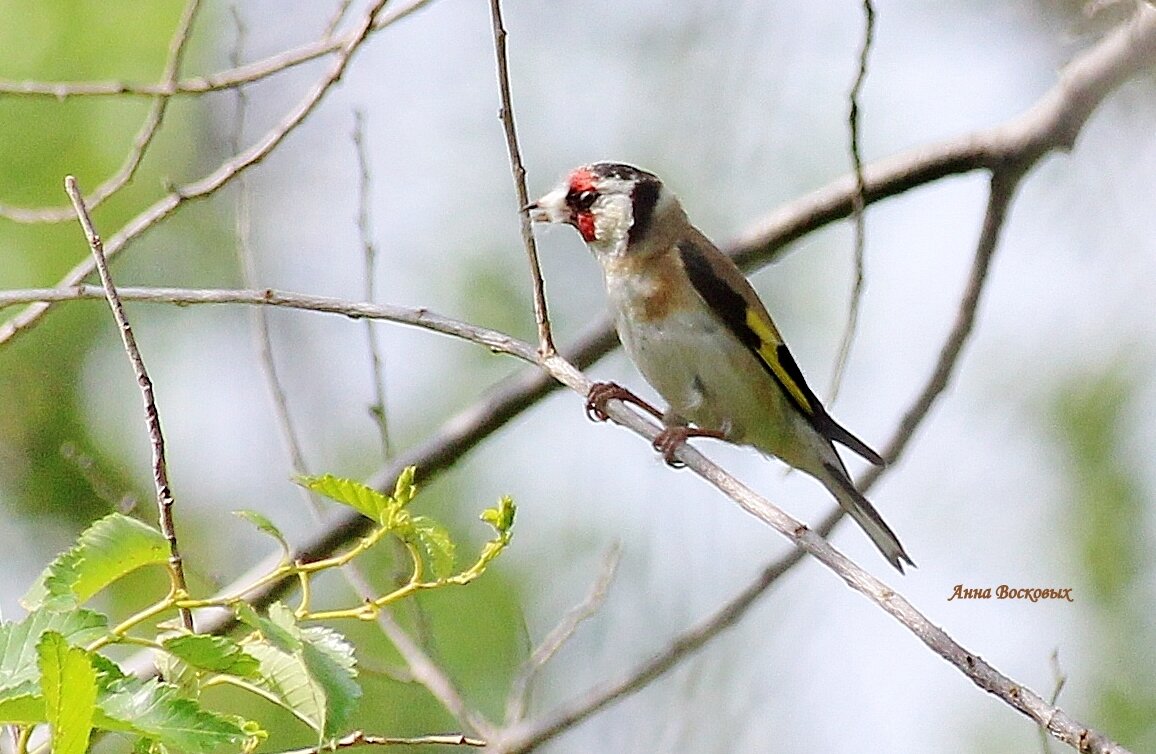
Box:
1;0;1154;751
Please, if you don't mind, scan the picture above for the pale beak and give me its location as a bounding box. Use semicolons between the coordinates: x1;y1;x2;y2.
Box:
524;187;569;224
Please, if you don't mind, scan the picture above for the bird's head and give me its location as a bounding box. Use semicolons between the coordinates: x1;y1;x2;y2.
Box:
527;162;684;258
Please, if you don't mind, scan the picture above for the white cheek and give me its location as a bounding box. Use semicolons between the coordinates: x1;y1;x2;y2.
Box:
593;196;633;249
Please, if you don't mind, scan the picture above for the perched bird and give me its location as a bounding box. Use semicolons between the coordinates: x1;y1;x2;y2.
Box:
527;161;913;572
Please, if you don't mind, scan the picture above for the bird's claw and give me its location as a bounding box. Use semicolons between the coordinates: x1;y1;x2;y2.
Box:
585;382;660;423
585;382;626;422
652;427;690;468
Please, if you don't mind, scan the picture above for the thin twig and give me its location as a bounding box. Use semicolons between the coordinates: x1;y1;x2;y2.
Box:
281;729;486;752
226;7;321;522
488;0;555;356
0;0;204;224
828;0;874;401
547;373;1130;754
0;287;541;362
63;177;194;632
0;0;435;100
1039;649;1069;754
504;544;621;726
0;0;394;345
324;0;358;37
353;110;393;458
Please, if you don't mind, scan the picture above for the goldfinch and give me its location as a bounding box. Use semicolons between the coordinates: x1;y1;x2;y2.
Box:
527;162;913;572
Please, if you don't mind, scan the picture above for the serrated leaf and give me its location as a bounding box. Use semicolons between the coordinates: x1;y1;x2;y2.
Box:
0;609;109;693
39;631;98;754
242;621;359;740
265;603;305;652
243;640;326;735
22;513;169;610
97;677;245;753
410;515;456;578
0;688;44;723
298;638;356;735
481;496;516;534
295;474;394;524
235;602;299;654
232;510;290;558
162;635;260;679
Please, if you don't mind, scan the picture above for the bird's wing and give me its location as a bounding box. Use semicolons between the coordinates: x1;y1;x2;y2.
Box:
675;233;884;466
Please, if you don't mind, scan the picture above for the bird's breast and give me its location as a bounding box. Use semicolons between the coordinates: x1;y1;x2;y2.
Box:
600;250;693;324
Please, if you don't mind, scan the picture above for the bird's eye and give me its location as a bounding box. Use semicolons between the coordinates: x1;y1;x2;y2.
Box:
568;190;597;211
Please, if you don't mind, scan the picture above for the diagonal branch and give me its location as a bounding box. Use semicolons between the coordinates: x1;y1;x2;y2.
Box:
489;0;555;355
0;0;436;100
828;0;875;401
64;178;194;632
0;0;204;224
503;544;621;727
0;0;393;345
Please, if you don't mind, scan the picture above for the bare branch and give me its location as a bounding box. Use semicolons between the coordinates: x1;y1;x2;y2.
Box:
828;0;874;401
504;544;621;726
489;0;555;356
63;177;193;632
0;0;394;346
0;285;539;362
353;110;393;458
0;0;204;224
281;729;486;752
726;4;1156;269
0;0;435;100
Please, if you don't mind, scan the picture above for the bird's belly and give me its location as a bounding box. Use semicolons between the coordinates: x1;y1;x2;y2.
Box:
616;309;794;444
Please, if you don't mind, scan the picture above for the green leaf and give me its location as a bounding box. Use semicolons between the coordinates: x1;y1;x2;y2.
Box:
244;639;326;735
96;677;246;753
410;515;456;578
299;626;360;738
161;635;260;678
22;513;169;610
38;631;98;754
235;602;299;654
0;687;45;723
242;609;359;739
482;496;516;535
0;609;109;693
295;474;394;524
232;510;290;559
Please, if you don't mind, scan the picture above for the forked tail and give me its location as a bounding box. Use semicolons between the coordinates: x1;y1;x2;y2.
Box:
820;461;914;573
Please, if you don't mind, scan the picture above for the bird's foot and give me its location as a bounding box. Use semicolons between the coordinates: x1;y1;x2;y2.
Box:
652;426;728;468
585;382;663;423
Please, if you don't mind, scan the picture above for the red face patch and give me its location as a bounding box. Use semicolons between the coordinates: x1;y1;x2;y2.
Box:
576;212;596;241
568;168;597;193
568;168;598;241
